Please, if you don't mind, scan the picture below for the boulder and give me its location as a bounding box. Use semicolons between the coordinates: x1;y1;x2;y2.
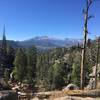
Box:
63;84;79;91
86;78;95;90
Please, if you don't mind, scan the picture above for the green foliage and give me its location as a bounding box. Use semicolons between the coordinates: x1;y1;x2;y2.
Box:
14;48;27;82
4;69;10;83
71;63;80;86
1;39;98;91
52;61;65;89
26;46;37;85
7;46;15;68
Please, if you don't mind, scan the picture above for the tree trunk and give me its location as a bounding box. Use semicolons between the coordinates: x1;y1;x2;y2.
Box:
80;0;89;89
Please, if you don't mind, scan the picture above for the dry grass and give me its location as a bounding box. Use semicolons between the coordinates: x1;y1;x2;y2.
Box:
50;90;100;99
30;90;100;100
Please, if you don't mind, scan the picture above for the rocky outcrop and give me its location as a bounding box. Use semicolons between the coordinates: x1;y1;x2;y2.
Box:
87;64;100;89
87;78;95;90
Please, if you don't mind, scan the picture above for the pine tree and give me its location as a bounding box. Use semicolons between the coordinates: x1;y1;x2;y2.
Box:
0;26;8;68
51;60;68;90
7;46;15;68
26;46;37;85
14;48;27;82
72;63;80;86
2;26;7;53
4;69;10;83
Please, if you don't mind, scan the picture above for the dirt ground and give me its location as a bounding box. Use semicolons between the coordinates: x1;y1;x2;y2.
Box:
31;96;100;100
31;90;100;100
54;96;100;100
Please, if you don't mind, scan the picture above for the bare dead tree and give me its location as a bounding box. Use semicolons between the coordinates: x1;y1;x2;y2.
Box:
80;0;93;89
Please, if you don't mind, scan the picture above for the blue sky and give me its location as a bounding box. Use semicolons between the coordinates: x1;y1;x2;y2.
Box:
0;0;99;40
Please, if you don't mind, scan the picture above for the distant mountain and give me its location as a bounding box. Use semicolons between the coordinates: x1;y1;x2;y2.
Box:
0;36;82;49
18;36;82;49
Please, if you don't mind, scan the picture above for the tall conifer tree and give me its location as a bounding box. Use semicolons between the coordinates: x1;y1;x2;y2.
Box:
14;48;27;82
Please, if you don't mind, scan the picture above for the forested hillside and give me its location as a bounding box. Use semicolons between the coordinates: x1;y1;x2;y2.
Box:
35;39;98;91
0;27;99;92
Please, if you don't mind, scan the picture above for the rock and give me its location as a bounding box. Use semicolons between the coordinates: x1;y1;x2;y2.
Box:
87;78;95;90
18;92;26;96
12;85;20;91
63;84;79;91
86;64;100;90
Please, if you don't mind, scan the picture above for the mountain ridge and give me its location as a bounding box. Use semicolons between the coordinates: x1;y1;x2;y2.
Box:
0;36;82;49
19;36;82;49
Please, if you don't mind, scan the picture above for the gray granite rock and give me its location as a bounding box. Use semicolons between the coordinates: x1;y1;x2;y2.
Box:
63;84;79;90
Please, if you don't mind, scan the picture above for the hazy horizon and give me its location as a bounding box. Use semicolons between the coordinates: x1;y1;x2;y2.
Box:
0;35;83;41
